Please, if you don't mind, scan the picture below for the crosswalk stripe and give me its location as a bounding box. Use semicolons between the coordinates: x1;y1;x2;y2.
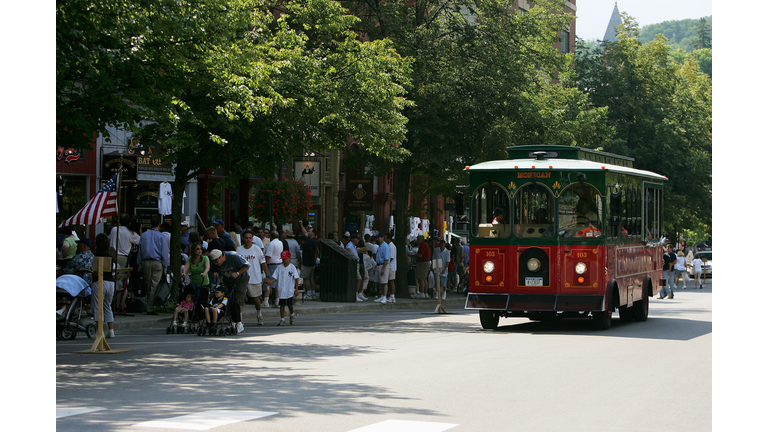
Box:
56;407;104;419
133;410;278;430
347;419;459;432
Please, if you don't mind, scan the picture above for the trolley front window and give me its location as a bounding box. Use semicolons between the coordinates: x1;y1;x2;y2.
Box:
513;184;555;238
558;184;603;239
472;183;511;238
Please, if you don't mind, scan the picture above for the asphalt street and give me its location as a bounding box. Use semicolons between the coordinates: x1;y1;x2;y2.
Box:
54;283;713;432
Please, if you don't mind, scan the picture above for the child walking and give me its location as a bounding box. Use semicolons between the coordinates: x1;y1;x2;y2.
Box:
265;250;299;326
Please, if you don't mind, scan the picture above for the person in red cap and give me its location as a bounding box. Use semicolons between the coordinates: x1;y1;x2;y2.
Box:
265;250;300;325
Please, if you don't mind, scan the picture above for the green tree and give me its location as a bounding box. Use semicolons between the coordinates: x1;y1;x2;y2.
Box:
575;13;712;237
57;0;413;284
340;0;594;295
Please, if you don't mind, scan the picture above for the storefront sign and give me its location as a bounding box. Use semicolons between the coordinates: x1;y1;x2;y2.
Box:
295;161;321;197
346;177;374;211
137;146;173;174
57;147;85;163
102;153;138;182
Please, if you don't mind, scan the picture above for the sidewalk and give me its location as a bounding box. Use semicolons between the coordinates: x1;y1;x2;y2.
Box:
107;292;469;332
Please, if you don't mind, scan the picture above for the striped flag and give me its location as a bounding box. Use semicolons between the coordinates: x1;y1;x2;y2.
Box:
58;172;119;227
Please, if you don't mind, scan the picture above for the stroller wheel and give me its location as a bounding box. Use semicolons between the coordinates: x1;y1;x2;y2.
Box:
62;326;77;341
86;324;97;339
166;326;172;334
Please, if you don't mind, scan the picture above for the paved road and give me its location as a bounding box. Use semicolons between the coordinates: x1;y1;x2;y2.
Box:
55;283;712;431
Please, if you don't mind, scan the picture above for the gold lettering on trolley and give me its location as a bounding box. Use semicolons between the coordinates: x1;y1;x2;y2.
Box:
592;248;598;255
517;172;551;179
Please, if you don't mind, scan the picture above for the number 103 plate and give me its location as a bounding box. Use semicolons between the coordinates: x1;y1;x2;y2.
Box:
525;277;543;286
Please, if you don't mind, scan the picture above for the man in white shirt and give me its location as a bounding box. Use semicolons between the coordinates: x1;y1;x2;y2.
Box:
237;230;269;325
384;233;397;303
263;230;284;308
109;213;141;269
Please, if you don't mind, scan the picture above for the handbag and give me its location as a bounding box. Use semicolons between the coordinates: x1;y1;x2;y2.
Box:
154;274;174;306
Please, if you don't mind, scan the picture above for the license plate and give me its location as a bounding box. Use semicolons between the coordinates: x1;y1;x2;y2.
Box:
525;277;543;286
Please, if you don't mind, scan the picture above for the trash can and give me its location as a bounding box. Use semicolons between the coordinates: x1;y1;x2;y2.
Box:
318;239;359;302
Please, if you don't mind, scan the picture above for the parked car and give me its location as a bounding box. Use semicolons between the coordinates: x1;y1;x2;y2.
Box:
687;250;712;277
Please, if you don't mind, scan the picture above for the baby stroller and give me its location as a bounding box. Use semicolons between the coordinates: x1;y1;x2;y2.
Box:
56;274;97;340
166;283;206;335
196;280;235;337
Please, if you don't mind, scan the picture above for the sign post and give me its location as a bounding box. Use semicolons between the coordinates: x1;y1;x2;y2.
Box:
72;257;129;354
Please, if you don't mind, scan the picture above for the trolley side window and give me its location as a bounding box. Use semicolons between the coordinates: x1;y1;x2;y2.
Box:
644;185;663;241
472;183;511;238
513;184;555;238
558;184;603;239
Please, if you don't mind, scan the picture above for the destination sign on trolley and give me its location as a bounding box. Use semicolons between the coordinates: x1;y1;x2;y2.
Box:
517;172;551;179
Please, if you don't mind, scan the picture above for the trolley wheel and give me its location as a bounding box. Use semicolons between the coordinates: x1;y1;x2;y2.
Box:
62;326;77;340
592;309;613;330
86;323;97;339
479;311;499;330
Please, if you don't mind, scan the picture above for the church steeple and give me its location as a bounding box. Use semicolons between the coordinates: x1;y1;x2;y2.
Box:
603;1;622;42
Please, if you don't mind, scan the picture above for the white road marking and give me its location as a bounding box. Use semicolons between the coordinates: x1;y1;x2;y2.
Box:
133;410;278;430
56;407;104;418
348;420;459;432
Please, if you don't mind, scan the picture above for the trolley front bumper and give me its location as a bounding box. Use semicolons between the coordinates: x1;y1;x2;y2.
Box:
465;293;604;312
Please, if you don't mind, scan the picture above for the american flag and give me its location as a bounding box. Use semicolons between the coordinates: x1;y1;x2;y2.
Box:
58;172;120;227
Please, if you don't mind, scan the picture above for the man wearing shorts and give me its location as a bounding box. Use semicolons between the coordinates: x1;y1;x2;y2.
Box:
237;230;269;325
374;234;390;304
384;233;397;303
264;230;283;308
209;249;250;333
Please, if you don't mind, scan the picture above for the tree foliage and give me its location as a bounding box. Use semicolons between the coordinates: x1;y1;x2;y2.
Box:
57;0;413;282
638;15;712;52
575;13;712;235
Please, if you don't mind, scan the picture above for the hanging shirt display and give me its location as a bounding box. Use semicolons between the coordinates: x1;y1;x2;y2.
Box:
158;182;173;215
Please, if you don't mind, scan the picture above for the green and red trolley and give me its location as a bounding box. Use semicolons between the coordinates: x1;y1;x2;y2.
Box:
465;145;667;329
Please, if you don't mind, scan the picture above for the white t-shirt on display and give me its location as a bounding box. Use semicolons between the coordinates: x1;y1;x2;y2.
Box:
158;182;173;215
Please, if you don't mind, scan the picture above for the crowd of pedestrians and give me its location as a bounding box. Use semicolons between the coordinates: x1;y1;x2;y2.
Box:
57;213;474;337
56;215;330;336
658;240;709;300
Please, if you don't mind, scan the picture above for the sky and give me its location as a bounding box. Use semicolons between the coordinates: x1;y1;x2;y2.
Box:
575;0;713;41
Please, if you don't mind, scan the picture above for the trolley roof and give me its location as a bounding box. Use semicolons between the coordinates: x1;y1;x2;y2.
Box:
468;157;667;182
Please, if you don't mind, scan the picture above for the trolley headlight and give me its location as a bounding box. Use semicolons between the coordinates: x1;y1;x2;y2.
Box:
483;261;495;273
575;262;587;275
527;258;541;272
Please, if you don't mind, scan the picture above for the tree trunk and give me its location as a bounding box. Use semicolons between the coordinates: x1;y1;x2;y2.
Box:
394;162;413;298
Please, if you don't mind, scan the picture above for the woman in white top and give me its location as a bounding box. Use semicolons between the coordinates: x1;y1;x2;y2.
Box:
674;251;688;289
692;254;704;289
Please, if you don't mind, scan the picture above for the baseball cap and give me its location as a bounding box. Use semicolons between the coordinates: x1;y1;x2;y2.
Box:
214;285;226;292
75;238;91;248
180;221;189;227
342;231;350;238
280;250;291;260
214;219;225;226
209;249;223;260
